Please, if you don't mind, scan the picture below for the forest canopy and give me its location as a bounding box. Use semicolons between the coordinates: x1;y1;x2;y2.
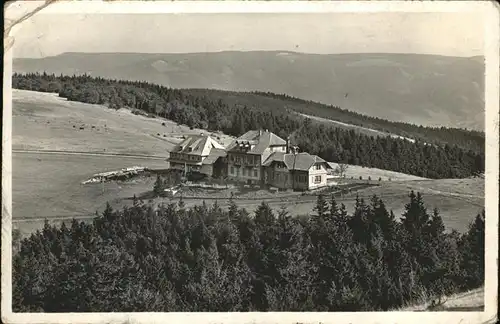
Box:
12;193;485;312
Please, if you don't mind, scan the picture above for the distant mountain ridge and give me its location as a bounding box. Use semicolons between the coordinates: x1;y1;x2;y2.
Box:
13;51;485;130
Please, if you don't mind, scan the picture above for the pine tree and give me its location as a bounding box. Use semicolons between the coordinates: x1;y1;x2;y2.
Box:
153;174;164;197
313;194;328;220
401;191;430;238
460;210;485;289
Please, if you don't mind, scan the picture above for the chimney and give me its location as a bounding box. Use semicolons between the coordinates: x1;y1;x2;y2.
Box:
286;136;290;154
259;129;262;136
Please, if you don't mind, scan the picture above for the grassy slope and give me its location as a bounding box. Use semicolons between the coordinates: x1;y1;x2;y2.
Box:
12;90;484;236
13;89;234;155
328;163;426;181
300;113;417;143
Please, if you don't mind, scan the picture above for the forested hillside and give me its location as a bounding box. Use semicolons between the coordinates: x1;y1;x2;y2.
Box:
251;91;485;152
12;193;485;312
13;52;485;130
12;73;484;179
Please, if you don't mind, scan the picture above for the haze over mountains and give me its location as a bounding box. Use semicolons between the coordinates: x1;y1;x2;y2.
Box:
13;51;485;130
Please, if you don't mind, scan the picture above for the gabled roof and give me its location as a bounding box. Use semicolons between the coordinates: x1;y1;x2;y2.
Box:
263;152;331;171
172;134;225;156
202;148;227;165
226;130;287;155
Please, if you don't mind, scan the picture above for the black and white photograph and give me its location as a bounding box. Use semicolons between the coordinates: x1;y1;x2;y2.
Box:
2;1;498;323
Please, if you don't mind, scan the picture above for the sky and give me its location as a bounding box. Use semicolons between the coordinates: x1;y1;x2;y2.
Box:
12;12;484;58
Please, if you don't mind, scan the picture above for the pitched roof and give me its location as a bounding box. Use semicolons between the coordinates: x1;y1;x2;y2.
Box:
202;148;227;165
263;152;331;171
173;134;225;156
226;130;287;155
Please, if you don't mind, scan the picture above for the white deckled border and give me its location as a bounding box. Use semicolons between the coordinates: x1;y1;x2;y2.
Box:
2;1;498;324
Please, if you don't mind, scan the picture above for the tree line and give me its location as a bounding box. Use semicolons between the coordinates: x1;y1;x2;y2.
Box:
12;192;485;312
253;91;485;153
12;72;484;178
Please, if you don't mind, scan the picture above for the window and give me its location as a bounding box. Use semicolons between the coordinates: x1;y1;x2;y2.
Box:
230;167;235;175
254;169;258;177
315;164;321;170
314;175;322;184
243;168;246;176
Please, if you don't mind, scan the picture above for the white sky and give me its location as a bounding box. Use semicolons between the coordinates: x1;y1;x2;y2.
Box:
12;12;484;58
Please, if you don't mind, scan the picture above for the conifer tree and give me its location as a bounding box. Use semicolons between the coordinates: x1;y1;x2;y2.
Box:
460;210;485;288
153;174;164;197
313;194;328;219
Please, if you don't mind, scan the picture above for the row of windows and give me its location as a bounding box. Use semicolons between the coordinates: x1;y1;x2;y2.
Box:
170;153;201;162
269;146;286;153
296;175;307;183
271;173;289;182
269;173;320;184
287;175;322;184
230;166;259;178
170;163;200;171
228;154;260;165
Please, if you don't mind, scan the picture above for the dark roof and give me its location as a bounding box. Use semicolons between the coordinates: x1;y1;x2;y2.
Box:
226;130;286;155
263;152;331;171
172;134;225;156
202;148;227;165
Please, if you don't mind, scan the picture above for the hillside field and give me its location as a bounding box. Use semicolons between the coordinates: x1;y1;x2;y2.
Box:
11;90;484;236
12;89;234;154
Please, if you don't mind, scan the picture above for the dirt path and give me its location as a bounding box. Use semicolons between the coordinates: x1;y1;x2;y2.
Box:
297;113;417;143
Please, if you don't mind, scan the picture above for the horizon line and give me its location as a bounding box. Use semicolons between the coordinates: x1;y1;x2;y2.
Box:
13;50;485;60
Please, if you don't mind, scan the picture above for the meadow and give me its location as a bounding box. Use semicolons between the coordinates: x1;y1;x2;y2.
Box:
12;89;234;155
12;152;168;236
